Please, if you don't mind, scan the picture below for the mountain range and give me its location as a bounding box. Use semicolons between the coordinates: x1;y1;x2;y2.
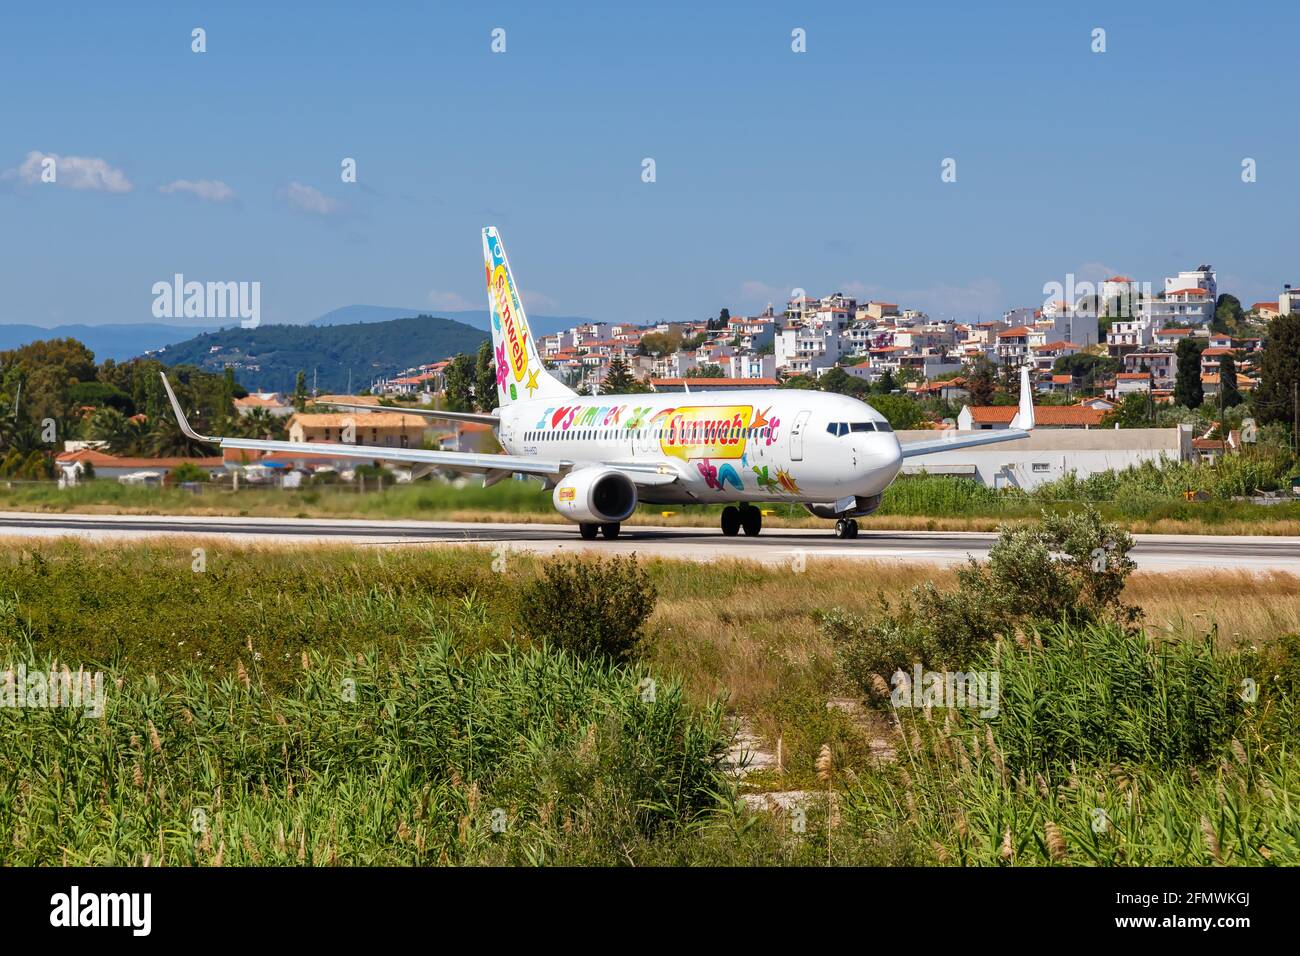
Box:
0;323;221;363
155;315;489;394
0;305;593;367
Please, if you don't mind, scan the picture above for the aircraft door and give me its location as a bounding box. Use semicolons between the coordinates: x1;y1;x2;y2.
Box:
790;409;811;461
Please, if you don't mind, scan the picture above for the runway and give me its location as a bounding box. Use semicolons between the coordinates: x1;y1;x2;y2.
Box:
0;510;1297;572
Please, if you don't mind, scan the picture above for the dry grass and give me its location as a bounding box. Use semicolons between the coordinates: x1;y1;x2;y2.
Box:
646;560;1300;713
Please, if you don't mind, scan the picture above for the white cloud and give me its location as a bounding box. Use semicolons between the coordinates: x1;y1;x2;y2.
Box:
3;150;132;193
159;178;236;203
519;288;557;311
427;290;474;311
278;181;343;215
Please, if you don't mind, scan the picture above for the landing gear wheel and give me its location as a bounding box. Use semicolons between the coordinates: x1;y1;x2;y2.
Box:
579;523;599;540
847;519;859;539
599;522;621;539
740;504;762;536
835;518;859;540
720;506;741;536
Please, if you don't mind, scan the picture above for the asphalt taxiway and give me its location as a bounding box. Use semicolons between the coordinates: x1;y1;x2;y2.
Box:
0;511;1297;572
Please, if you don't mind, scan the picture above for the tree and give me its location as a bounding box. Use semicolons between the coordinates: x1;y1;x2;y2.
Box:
1102;391;1152;428
1173;338;1204;409
1255;313;1300;428
443;353;476;411
965;357;996;406
602;356;636;393
865;393;927;430
638;330;681;356
873;369;897;395
474;340;499;413
686;363;724;379
819;366;866;397
1218;353;1242;408
293;370;309;411
1214;294;1244;334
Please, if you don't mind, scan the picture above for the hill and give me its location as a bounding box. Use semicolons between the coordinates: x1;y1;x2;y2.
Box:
157;315;488;393
0;323;221;362
310;304;591;338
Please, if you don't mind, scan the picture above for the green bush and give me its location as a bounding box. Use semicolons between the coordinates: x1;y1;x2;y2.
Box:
519;556;657;664
826;507;1140;701
169;462;210;483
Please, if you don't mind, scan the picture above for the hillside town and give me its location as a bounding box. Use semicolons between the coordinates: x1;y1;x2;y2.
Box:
370;263;1278;410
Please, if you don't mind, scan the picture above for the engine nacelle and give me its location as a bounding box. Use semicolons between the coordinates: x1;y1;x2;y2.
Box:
804;494;883;519
552;468;638;524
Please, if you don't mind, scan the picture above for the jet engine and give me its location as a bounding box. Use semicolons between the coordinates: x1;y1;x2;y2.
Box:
552;468;638;524
803;493;884;519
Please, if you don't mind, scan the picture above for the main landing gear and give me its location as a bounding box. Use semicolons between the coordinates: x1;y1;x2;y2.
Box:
834;518;859;539
579;522;621;540
721;504;763;537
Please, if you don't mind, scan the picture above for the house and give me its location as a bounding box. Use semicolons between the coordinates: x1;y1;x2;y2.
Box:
1031;340;1081;372
1040;373;1075;395
1252;301;1281;320
1123;350;1175;388
287;412;430;448
1201;372;1258;397
54;449;225;481
1077;396;1117;412
234;393;295;418
995;326;1034;364
435;422;496;454
956;404;1107;430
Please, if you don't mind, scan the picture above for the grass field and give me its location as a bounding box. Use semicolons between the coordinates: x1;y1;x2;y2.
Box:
2;475;1299;535
2;537;1298;865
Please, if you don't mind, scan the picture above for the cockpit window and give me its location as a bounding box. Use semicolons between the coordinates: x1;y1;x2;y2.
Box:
876;421;893;433
850;422;876;433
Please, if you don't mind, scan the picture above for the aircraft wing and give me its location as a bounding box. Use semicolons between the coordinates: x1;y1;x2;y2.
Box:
314;401;499;426
902;365;1037;459
162;373;676;486
900;428;1031;458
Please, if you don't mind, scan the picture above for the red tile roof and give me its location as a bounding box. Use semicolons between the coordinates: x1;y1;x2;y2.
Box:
650;377;779;387
56;449;224;469
967;405;1105;426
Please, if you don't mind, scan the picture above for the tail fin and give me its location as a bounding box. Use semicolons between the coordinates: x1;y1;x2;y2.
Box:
1012;364;1035;430
482;226;574;404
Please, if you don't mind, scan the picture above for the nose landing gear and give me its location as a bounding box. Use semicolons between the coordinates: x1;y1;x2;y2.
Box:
834;518;859;539
721;504;763;536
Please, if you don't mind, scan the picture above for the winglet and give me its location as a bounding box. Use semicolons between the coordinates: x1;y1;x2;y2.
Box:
159;372;216;443
1014;365;1035;430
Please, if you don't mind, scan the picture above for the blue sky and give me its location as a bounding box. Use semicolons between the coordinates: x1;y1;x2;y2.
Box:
2;0;1296;331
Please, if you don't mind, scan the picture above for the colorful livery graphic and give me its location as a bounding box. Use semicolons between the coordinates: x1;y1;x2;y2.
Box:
160;227;1036;541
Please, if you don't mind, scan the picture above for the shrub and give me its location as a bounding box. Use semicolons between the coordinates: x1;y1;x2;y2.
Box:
169;462;210;483
826;507;1140;702
519;555;657;664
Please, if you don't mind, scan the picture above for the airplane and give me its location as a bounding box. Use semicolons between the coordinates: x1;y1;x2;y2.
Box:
161;226;1035;541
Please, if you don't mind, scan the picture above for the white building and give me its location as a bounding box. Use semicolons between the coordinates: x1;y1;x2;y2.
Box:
896;426;1193;490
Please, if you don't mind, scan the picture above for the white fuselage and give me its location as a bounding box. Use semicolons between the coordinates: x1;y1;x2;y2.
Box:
496;388;903;506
